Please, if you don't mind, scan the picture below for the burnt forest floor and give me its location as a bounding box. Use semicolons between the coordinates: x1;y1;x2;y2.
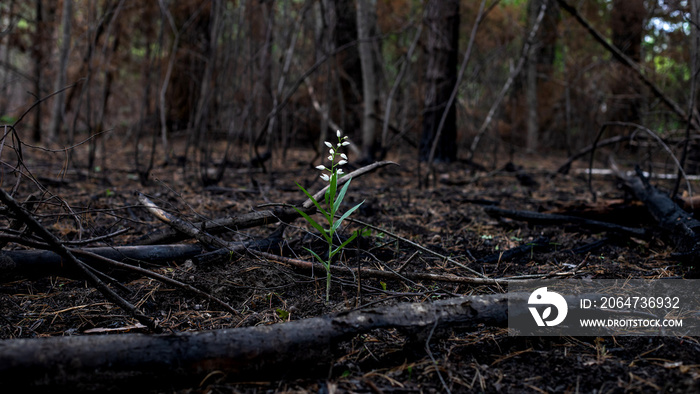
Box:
2;137;700;393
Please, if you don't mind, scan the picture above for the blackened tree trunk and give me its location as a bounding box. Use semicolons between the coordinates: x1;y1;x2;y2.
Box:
609;0;645;129
31;0;44;142
420;0;459;163
356;0;379;162
525;0;559;152
333;0;362;133
48;0;71;142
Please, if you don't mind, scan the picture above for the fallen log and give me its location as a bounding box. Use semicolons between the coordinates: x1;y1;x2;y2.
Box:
616;166;700;257
483;206;647;238
0;244;202;281
0;294;509;392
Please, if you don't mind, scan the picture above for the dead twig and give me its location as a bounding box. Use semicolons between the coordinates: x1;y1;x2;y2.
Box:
345;216;488;279
253;250;510;285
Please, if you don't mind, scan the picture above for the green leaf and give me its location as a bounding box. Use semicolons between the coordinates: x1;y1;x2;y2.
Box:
331;230;359;257
333;176;352;213
305;247;330;269
276;308;289;320
294;207;332;243
332;201;364;233
296;183;330;223
328;172;338;213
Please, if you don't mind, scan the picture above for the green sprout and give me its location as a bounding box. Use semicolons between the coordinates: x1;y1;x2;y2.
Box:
275;308;290;321
295;130;364;302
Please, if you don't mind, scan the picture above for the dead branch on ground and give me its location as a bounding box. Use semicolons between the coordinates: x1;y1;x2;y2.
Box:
483;206;647;238
0;293;510;392
613;165;700;260
138;161;398;245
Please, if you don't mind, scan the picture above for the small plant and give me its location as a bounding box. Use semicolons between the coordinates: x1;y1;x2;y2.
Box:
295;130;363;302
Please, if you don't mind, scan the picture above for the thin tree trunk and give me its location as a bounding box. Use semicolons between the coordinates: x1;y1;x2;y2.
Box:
356;0;378;162
194;0;221;185
525;18;538;151
382;23;422;150
157;0;185;164
32;0;44;142
48;0;72;142
468;3;547;160
0;0;15;116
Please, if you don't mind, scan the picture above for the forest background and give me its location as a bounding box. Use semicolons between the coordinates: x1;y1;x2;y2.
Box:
0;0;694;176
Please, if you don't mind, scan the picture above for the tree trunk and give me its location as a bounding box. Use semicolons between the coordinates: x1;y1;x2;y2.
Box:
48;0;72;141
31;0;44;142
356;0;379;162
333;0;362;135
525;0;559;152
608;0;645;130
420;0;459;163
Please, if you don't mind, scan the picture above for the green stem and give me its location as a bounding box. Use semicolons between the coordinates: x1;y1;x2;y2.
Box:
326;227;333;302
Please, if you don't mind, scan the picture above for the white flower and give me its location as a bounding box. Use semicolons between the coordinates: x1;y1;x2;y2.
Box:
340;153;348;160
337;160;347;166
320;174;330;182
324;141;333;148
327;155;333;161
316;165;326;171
337;169;344;175
341;141;350;146
336;130;342;138
329;148;335;155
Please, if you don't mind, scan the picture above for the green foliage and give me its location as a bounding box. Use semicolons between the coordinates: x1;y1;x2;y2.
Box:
0;115;16;124
275;308;289;320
